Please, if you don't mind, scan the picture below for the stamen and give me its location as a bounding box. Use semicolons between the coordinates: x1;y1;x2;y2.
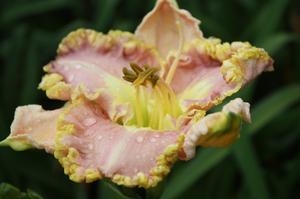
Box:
121;63;182;130
122;63;160;87
165;17;184;85
135;86;143;127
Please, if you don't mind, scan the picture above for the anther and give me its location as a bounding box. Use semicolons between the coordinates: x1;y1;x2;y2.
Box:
122;63;160;87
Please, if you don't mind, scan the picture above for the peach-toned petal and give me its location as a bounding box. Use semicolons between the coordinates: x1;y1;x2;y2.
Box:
54;97;183;188
181;98;250;160
171;39;273;111
135;0;202;58
39;29;161;100
0;105;61;153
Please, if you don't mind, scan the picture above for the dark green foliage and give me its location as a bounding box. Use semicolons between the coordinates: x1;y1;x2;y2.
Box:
0;183;43;199
0;0;300;198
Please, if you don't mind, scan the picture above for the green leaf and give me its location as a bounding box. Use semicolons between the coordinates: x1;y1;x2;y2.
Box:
244;84;300;135
0;183;43;199
99;181;134;199
0;183;21;198
259;33;299;55
93;0;122;31
19;36;40;104
146;181;165;199
1;25;28;124
238;0;257;10
233;135;270;199
0;0;71;25
21;189;43;199
162;84;300;199
161;149;229;199
242;0;289;41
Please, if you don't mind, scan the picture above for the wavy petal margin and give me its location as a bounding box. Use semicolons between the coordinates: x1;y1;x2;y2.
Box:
0;105;61;153
181;98;250;160
135;0;203;58
39;29;161;100
54;97;184;188
170;38;273;111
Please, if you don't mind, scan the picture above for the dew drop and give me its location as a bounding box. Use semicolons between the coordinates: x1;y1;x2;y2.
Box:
136;136;144;143
69;74;74;81
97;135;102;140
83;117;96;127
63;66;69;71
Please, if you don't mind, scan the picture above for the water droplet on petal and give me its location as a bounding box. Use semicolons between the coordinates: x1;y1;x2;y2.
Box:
69;74;74;81
83;117;96;127
136;136;144;143
97;135;102;140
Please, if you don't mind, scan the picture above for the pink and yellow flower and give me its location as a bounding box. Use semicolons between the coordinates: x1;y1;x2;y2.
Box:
0;0;273;188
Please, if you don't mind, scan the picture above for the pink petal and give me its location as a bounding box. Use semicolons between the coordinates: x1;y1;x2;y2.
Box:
39;29;160;100
55;97;183;187
0;105;61;153
181;98;251;160
135;0;203;58
170;39;273;111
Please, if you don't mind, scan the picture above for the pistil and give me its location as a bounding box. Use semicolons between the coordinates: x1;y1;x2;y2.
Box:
165;18;184;85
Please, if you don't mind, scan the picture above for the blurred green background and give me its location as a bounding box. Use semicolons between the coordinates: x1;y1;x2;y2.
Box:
0;0;300;198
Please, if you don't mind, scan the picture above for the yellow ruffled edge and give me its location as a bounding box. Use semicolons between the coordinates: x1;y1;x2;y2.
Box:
177;38;273;111
112;134;184;188
53;96;185;188
54;98;104;183
39;29;163;101
38;72;71;100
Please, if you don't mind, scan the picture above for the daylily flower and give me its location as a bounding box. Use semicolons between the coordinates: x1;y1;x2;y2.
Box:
0;0;273;188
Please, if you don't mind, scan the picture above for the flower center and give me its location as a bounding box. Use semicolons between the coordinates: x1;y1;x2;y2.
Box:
121;64;182;130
